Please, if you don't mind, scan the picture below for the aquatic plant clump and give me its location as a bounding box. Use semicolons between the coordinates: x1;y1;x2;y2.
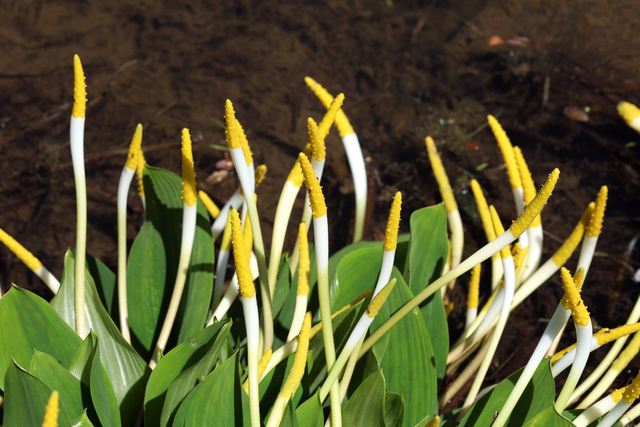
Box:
1;56;640;426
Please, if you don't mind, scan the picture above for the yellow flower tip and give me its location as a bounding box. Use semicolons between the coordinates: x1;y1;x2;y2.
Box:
425;136;458;214
298;153;327;218
318;93;345;138
258;349;272;379
574;267;585;291
42;390;59;427
297;222;310;296
220;215;233;251
304;77;354;137
307;117;326;162
467;263;481;309
231;209;255;299
181;128;197;207
125;124;143;170
198;190;220;219
560;267;589;326
255;164;267;188
136;149;146;197
623;371;640;404
551;343;577;365
514;146;536;204
0;227;43;271
279;312;312;399
224;100;240;149
551;202;592;266
367;278;396;318
510;168;559;238
487;115;521;190
596;323;640;346
587;186;607;238
384;192;402;252
425;415;441;427
618;101;640;126
489;206;510;259
243;214;254;256
235;118;253;166
287;162;304;187
471;179;497;242
72;55;87;119
611;387;627;404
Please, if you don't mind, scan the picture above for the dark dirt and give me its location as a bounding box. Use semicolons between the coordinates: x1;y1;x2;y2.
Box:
2;0;640;413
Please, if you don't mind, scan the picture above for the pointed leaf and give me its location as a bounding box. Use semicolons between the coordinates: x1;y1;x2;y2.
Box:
279;400;301;427
71;411;97;427
295;393;323;427
86;254;117;320
0;286;81;390
384;392;405;427
523;405;574;426
90;344;121;427
329;245;382;311
342;370;386;427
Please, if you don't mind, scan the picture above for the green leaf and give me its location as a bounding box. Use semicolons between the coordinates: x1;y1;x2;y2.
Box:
69;332;99;387
71;411;97;427
522;406;574;426
89;344;121;427
458;359;556;427
159;322;233;427
342;370;386;427
30;351;86;420
144;320;231;427
272;254;292;319
295;393;323;427
406;205;449;382
3;359;72;427
370;268;438;426
86;254;117;320
0;286;81;390
184;352;245;426
51;250;151;426
127;166;214;358
278;400;301;427
329;245;382;311
384;392;405;427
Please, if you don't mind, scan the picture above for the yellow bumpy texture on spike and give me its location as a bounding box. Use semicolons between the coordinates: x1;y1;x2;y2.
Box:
425;415;441;427
72;55;86;119
298;153;327;218
551;343;576;365
552;202;593;266
618;102;640;126
490;206;510;259
612;332;640;372
471;180;497;242
279;312;312;399
467;263;481;309
304;77;355;137
255;164;267;188
514;146;541;227
510;169;559;238
560;267;589;326
587;186;607;238
367;279;397;318
297;223;310;296
42;390;59;427
136;150;146;197
220;215;233;251
243;211;254;255
287;162;304;187
125;124;143;170
198;191;220;219
308;118;326;162
612;387;627;404
236;118;253;166
225;100;241;149
488;115;521;189
623;370;640;404
384;192;402;252
318;93;345;138
426;136;458;214
181;128;197;207
561;267;585;308
231;209;255;299
0;227;43;271
596;323;640;346
244;349;273;393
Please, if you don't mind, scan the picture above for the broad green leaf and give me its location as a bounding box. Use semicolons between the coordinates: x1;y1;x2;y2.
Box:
51;250;151;426
370;268;438;425
160;322;233;427
30;351;86;420
278;400;301;427
71;411;97;427
329;245;382;311
406;204;449;382
342;370;386;427
127;166;214;358
3;359;72;427
0;286;81;390
384;392;405;427
69;332;99;387
523;405;574;426
459;359;556;427
89;344;121;427
272;254;292;318
86;254;117;320
295;393;323;427
144;320;231;427
184;353;245;426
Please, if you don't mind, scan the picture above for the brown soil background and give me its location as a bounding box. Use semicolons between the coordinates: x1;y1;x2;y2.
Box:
2;0;640;411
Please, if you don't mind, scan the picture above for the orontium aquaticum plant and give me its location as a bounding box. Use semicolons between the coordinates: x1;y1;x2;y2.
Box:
1;55;640;427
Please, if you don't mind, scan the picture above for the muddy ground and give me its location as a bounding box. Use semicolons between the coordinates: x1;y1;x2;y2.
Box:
2;0;640;412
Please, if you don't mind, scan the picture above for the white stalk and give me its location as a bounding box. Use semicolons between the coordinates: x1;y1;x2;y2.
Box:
116;166;136;343
210;190;244;242
573;393;621;427
342;133;367;243
555;320;592;411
